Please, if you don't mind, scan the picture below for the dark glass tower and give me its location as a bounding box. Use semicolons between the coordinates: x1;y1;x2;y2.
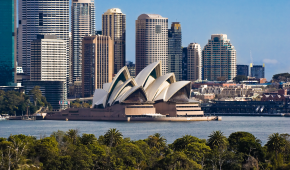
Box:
237;64;249;76
250;64;265;79
182;47;188;80
0;0;16;86
168;22;182;81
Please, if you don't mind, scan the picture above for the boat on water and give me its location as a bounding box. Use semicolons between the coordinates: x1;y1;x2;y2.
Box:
0;114;9;121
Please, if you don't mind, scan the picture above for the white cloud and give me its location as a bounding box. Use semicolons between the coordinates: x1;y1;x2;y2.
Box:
263;59;278;64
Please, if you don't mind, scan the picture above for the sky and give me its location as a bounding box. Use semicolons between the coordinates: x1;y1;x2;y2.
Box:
93;0;290;80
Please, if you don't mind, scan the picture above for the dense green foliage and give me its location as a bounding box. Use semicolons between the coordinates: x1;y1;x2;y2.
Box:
272;73;290;82
70;99;92;108
0;129;289;170
233;75;248;83
0;87;51;116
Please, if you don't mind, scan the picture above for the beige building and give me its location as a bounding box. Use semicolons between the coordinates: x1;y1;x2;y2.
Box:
135;14;168;76
187;43;202;81
102;8;126;75
72;0;95;82
82;35;113;97
30;35;67;81
202;34;236;81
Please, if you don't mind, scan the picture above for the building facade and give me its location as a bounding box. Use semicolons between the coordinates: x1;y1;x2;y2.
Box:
250;64;265;79
126;61;136;78
102;8;126;75
23;81;67;110
237;64;249;76
72;0;95;82
202;34;236;81
135;14;168;75
18;0;69;77
30;35;67;81
187;43;202;81
168;22;182;81
82;35;113;97
0;0;16;86
182;47;188;80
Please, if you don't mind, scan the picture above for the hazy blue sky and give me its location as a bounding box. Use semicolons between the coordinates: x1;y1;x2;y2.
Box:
93;0;290;80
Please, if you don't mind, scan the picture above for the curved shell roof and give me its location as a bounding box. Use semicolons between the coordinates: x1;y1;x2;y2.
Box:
146;73;176;101
93;61;192;108
134;61;161;87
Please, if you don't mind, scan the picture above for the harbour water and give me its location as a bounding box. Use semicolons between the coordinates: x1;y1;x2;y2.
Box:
0;116;289;144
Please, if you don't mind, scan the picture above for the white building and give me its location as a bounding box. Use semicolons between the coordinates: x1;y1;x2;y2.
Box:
30;35;67;81
135;14;168;76
102;8;126;75
202;34;236;81
18;0;69;77
72;0;95;82
187;43;202;81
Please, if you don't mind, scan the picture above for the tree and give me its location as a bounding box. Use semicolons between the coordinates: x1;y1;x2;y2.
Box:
29;86;42;106
217;76;227;81
233;75;248;83
146;133;167;150
80;134;97;145
207;131;229;170
65;129;80;145
266;133;286;161
103;128;123;147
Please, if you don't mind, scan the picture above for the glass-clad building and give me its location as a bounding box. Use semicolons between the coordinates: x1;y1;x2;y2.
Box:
0;0;16;86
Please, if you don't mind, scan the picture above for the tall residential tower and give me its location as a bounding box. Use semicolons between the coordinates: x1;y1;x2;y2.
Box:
72;0;95;82
187;43;202;81
135;14;168;75
102;8;126;75
202;34;236;81
82;35;113;97
168;22;182;81
0;0;16;86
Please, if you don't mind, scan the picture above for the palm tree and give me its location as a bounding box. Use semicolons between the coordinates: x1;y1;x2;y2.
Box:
266;133;286;160
147;133;167;149
66;129;79;144
207;131;228;150
104;128;123;147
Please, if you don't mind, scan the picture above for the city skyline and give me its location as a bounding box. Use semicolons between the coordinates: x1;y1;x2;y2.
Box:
91;0;290;80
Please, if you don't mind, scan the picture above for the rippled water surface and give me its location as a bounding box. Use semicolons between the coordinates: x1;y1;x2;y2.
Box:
0;116;289;144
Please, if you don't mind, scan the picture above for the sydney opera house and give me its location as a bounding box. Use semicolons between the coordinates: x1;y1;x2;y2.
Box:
46;62;220;121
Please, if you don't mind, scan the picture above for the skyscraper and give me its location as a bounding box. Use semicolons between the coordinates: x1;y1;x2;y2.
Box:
187;43;202;81
237;64;249;76
18;0;69;76
182;47;188;80
82;35;113;97
136;14;168;75
102;8;126;74
168;22;182;81
250;64;265;79
30;35;67;81
202;34;236;81
0;0;16;86
72;0;95;82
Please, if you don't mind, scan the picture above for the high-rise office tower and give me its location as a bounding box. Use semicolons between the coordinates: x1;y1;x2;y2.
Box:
182;47;188;80
136;14;168;75
237;64;249;76
30;35;67;81
250;63;265;79
82;35;113;97
72;0;95;82
102;8;126;74
18;0;69;76
202;34;236;81
187;43;202;81
0;0;16;86
168;22;182;81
